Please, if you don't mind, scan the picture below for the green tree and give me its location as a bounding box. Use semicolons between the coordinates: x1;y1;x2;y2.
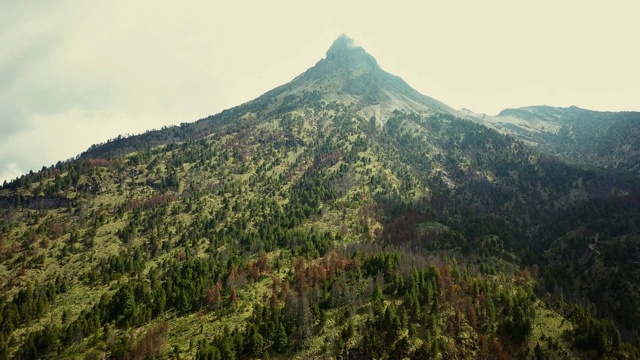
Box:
274;323;288;353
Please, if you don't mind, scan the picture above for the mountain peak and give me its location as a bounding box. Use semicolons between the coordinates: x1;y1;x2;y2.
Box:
327;34;358;53
325;34;378;67
282;34;460;120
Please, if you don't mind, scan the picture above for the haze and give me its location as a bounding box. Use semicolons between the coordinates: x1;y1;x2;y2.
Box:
1;0;639;183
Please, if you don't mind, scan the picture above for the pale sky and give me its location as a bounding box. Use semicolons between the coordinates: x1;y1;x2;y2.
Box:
1;1;639;183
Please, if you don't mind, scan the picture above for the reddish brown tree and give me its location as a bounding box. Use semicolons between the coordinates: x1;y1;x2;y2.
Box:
129;321;169;360
205;279;222;307
257;253;270;273
230;287;239;309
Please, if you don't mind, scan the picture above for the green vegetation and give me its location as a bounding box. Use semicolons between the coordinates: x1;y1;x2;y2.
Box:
1;35;639;359
477;105;640;176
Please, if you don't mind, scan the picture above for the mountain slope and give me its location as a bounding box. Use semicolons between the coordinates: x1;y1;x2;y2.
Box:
79;34;463;160
291;35;461;120
466;105;640;175
1;35;639;359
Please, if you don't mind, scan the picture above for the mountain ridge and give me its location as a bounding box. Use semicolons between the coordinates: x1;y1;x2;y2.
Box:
465;104;640;174
79;34;465;160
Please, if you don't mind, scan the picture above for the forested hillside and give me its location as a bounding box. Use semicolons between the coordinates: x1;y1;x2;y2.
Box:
1;35;639;359
467;106;640;175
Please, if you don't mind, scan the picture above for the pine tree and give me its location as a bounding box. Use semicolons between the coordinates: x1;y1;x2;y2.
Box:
274;323;288;353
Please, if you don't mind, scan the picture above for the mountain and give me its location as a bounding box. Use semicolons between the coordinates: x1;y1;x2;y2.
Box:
1;35;639;359
79;34;462;160
466;105;640;175
290;34;462;120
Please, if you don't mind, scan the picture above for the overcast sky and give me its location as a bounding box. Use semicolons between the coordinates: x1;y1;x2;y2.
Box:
2;1;639;183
